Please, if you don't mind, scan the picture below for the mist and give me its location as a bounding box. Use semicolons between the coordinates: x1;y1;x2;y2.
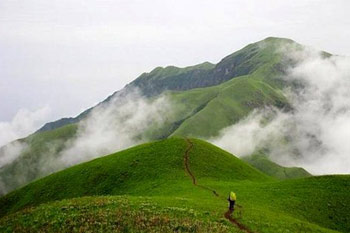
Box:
0;107;50;147
0;141;29;194
0;106;49;183
58;89;174;166
0;89;174;195
0;141;27;168
211;46;350;175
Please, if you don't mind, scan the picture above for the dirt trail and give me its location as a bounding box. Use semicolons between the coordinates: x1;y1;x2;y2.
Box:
183;138;254;233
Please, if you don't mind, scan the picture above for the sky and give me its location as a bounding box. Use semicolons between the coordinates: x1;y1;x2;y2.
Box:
0;0;350;145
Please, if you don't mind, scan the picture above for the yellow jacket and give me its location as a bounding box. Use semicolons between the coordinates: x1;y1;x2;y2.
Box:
229;192;236;201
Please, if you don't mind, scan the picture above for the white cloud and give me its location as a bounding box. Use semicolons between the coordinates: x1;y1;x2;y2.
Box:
0;106;51;147
0;141;28;168
211;109;290;157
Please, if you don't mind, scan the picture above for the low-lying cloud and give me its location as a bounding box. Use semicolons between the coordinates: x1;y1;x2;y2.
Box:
0;106;50;148
0;107;50;176
0;141;28;168
59;89;174;166
211;46;350;175
0;89;175;195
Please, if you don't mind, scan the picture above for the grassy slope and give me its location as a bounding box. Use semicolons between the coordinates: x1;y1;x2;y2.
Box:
0;138;269;218
189;139;349;232
169;76;288;138
242;153;311;179
1;138;349;233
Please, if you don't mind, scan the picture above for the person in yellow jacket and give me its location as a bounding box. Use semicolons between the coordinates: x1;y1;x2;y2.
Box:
228;191;236;212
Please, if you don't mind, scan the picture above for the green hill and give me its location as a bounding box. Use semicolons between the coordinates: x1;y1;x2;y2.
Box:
0;138;349;232
0;138;270;218
243;153;311;179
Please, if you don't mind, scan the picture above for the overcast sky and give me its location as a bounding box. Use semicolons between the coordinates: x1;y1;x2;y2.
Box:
0;0;350;145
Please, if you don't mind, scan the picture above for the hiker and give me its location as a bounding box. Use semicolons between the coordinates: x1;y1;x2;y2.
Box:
228;191;236;213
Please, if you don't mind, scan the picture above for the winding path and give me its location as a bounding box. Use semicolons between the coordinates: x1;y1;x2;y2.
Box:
183;138;254;233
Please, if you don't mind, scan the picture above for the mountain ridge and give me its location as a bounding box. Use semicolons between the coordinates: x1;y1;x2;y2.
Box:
37;37;297;133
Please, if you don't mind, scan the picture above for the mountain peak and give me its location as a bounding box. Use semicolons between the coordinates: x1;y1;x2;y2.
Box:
262;36;295;43
146;62;215;76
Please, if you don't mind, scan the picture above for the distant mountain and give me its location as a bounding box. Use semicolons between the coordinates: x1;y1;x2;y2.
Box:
38;37;295;133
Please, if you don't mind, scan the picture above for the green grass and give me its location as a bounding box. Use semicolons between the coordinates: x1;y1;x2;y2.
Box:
0;196;234;233
1;138;349;232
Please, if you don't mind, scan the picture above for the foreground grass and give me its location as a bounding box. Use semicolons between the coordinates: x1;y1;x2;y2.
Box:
0;195;340;233
0;196;234;233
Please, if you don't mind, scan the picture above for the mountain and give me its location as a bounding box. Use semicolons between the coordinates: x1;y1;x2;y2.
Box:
0;37;316;195
37;37;294;133
1;138;348;232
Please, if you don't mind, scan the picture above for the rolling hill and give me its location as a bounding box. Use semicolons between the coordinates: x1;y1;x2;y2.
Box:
0;138;349;232
0;138;270;218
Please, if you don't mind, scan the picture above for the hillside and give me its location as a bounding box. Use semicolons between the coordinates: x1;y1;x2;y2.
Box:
0;138;349;232
0;138;270;218
242;153;311;179
168;76;288;138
